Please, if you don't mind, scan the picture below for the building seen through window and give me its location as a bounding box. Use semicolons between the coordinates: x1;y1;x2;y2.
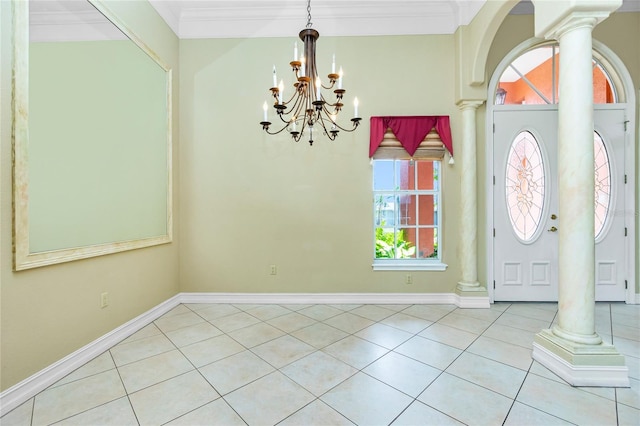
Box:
373;159;440;261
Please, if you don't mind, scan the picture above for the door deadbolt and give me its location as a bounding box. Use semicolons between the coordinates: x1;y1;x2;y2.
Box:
548;226;558;232
550;214;557;220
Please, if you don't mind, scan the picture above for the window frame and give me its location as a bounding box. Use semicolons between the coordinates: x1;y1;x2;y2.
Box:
372;159;447;271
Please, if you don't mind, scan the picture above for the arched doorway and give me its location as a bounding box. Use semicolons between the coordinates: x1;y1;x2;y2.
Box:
487;39;636;302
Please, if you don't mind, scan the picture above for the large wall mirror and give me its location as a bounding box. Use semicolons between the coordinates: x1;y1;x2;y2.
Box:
12;0;172;270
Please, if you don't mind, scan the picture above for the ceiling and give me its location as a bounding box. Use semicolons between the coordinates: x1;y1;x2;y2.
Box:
29;0;127;42
28;0;640;42
149;0;640;39
147;0;488;39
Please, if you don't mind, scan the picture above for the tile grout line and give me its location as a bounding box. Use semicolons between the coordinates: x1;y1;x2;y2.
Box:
413;304;522;424
9;302;635;426
109;349;142;426
226;304;393;425
609;303;621;426
149;304;250;426
501;304;587;425
275;304;443;426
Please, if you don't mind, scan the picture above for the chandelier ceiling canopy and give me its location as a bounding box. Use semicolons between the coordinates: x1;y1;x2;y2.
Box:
259;0;360;145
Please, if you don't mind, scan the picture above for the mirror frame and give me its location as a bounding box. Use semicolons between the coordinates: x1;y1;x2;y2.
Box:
12;0;173;271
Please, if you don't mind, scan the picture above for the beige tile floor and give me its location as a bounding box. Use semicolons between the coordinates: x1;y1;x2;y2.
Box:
2;302;639;425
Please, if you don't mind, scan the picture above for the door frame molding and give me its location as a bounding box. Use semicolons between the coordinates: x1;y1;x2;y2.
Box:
486;38;637;303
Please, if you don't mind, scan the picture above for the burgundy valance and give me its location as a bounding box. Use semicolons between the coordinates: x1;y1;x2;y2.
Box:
369;116;453;158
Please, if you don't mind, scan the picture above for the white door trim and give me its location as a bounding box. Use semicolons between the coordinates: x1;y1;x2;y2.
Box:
486;38;636;303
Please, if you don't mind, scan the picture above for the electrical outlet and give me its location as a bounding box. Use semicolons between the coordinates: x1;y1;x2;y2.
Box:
270;265;277;275
100;292;109;308
405;274;413;285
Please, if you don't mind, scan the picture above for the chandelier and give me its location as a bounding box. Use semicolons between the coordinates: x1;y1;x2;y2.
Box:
259;0;361;145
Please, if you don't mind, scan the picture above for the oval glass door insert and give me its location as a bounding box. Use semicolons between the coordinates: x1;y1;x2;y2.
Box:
594;131;611;238
506;131;545;242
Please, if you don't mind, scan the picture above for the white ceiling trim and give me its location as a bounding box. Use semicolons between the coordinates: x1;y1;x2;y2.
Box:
148;0;487;39
29;1;126;42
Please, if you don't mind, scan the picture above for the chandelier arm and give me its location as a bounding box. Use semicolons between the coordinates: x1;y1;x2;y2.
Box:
291;84;309;114
272;85;301;114
321;78;337;90
315;113;338;140
322;106;360;132
333;119;361;132
289;94;306;120
320;100;336;116
262;123;296;136
273;89;303;123
281;89;299;107
320;101;344;120
276;113;290;124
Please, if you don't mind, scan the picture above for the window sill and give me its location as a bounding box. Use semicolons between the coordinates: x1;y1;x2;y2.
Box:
372;260;448;271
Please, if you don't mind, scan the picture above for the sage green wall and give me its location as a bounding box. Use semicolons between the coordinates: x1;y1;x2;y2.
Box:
179;35;464;294
484;12;640;293
29;40;168;252
0;0;180;391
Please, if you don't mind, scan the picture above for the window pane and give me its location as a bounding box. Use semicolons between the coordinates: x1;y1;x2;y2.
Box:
418;195;436;226
375;226;395;259
498;45;557;105
505;131;545;241
374;195;395;227
418;228;437;258
593;62;616;104
397;227;417;259
397;194;415;226
373;160;394;190
416;160;435;190
395;160;415;190
594;131;611;238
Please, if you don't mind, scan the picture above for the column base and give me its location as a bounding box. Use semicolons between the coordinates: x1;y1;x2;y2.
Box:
454;282;489;308
533;328;629;387
456;280;484;292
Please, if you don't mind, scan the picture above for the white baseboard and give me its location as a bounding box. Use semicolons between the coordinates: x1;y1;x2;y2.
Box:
179;292;487;306
532;342;630;387
1;291;486;415
0;295;181;415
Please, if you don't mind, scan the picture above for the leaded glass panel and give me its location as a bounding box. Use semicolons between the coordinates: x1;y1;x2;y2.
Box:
506;131;545;242
594;131;611;238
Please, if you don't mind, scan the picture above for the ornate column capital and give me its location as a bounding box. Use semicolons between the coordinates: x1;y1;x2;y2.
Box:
532;0;621;40
543;13;600;40
456;99;484;111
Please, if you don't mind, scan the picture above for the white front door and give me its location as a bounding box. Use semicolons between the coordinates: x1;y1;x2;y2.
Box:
493;107;627;301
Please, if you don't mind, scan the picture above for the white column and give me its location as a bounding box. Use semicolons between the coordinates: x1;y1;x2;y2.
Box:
553;18;601;344
532;6;628;387
456;100;484;292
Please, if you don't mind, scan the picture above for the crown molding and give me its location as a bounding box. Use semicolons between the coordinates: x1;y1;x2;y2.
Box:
149;0;487;39
29;1;126;42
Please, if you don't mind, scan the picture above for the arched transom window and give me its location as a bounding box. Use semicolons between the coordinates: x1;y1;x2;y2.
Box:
494;43;618;105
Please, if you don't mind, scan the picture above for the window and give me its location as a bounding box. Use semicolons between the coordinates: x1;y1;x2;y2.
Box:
373;159;444;270
494;42;617;105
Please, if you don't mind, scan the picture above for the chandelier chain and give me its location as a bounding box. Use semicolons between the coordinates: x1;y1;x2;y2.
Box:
306;0;312;28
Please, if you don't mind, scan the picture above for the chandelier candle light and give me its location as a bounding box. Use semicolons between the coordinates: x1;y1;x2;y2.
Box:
259;0;361;145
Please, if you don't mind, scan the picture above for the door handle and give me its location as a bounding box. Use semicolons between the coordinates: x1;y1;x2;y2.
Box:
548;226;558;232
